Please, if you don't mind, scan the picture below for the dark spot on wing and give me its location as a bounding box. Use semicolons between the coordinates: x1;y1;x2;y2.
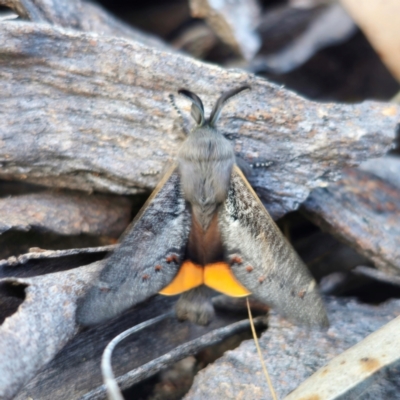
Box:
231;255;243;264
298;289;306;299
99;283;111;293
258;276;265;283
166;254;179;264
142;274;150;281
245;265;253;272
155;265;162;271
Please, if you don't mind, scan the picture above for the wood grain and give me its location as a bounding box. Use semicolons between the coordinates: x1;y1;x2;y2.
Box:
0;22;397;219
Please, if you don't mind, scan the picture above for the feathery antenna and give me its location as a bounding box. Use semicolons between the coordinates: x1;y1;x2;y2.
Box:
178;89;205;126
168;93;190;136
209;86;250;127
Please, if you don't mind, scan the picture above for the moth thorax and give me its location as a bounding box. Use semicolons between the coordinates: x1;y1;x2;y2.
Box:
177;134;235;218
178;156;234;231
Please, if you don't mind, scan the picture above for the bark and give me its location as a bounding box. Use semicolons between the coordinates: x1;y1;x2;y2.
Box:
302;168;400;275
0;22;397;219
0;191;131;237
250;3;356;74
0;245;113;277
185;297;400;399
0;259;103;399
285;313;400;400
79;317;267;400
0;1;399;398
189;0;261;60
0;245;267;400
0;0;170;48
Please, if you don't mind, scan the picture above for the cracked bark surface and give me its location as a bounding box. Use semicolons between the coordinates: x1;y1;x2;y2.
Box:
0;21;397;220
302;168;400;276
0;191;131;237
185;298;400;400
0;1;400;399
0;247;267;400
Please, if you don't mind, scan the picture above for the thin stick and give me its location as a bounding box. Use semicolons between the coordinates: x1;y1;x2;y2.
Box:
101;311;174;400
246;298;278;400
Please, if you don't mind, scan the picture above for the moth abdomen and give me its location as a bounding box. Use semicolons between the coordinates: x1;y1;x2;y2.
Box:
175;286;215;326
186;212;224;265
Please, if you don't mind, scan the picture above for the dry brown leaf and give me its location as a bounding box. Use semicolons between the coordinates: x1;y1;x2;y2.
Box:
340;0;400;82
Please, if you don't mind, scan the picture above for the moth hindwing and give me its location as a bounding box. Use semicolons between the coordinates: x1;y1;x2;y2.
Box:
77;86;328;328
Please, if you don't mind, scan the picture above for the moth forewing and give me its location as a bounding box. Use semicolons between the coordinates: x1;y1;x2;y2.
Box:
78;86;328;329
219;166;328;328
77;166;191;326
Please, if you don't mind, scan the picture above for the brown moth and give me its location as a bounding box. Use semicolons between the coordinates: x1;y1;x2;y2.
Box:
77;87;328;328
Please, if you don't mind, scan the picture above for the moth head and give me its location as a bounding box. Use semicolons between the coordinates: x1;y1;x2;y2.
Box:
178;86;250;130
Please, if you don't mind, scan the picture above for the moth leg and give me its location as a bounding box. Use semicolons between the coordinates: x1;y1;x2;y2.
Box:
235;156;253;178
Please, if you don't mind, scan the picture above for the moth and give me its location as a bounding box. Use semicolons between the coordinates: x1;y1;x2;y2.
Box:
77;86;328;328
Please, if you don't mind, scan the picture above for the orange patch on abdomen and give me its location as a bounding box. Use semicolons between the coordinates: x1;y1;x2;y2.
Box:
159;260;250;297
160;212;251;297
159;261;203;295
204;262;250;297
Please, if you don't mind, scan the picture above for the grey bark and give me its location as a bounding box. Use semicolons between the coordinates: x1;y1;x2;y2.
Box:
0;191;131;237
189;0;261;60
0;22;397;220
302;168;400;275
185;297;400;399
0;0;170;48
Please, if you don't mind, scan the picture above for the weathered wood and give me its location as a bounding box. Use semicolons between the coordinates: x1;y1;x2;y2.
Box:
0;245;268;400
189;0;261;60
295;230;371;279
257;3;326;55
251;3;356;74
79;316;267;400
0;0;170;48
285;314;400;400
0;22;397;220
354;265;400;287
184;297;400;399
302;168;400;275
0;245;114;277
360;155;400;189
171;22;217;59
0;191;131;237
0;260;103;399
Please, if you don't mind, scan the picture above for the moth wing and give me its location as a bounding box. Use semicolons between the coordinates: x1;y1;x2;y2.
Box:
77;166;191;326
219;166;328;328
